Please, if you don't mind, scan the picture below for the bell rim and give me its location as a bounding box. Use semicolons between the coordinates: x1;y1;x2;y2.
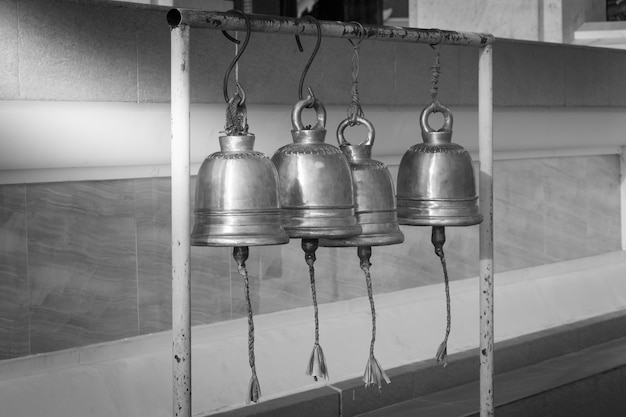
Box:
319;231;405;247
191;234;290;247
397;214;483;227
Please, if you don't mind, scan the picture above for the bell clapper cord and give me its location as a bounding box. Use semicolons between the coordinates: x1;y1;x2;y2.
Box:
302;238;329;381
431;226;451;366
359;246;391;390
233;246;261;403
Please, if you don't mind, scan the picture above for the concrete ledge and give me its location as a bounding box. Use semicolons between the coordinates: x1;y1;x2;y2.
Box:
209;309;626;417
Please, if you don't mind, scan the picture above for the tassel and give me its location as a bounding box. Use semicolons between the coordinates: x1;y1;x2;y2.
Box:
246;372;261;404
306;343;329;381
435;339;448;367
358;246;391;390
363;354;391;390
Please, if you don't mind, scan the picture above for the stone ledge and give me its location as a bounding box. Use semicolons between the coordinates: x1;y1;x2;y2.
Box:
208;309;626;417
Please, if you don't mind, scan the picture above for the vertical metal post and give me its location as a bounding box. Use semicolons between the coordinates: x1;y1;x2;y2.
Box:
619;146;626;250
478;43;494;417
171;23;192;417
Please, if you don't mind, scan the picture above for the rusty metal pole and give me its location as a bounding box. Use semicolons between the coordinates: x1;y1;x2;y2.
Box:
166;8;494;47
478;43;494;417
171;22;192;417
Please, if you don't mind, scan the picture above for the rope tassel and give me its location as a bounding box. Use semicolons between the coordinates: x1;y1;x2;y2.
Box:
302;239;329;381
233;246;262;403
358;246;391;390
431;227;451;367
306;343;329;382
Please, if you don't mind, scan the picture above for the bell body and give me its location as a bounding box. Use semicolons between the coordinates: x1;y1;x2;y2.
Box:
192;134;289;246
320;117;404;247
271;97;361;239
396;104;483;227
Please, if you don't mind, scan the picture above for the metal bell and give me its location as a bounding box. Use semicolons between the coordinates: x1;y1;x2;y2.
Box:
320;116;404;247
397;103;483;226
191;133;289;246
271;95;361;239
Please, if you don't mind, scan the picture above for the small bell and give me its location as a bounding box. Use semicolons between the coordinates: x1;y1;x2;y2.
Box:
320;116;404;248
396;103;482;227
320;116;401;390
192;133;289;247
271;95;361;239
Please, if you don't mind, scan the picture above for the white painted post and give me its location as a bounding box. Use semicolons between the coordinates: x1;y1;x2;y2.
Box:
478;43;494;417
619;146;626;250
171;23;192;417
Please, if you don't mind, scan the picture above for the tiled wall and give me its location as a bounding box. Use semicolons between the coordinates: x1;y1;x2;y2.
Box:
0;154;620;360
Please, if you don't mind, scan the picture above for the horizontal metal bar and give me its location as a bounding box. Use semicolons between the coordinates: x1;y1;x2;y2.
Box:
166;9;494;47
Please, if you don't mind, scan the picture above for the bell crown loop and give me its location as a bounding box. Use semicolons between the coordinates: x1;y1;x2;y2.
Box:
337;116;375;161
291;94;326;132
420;102;453;145
337;116;375;147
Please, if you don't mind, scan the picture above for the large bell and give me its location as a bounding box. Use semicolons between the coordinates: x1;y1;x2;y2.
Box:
397;103;482;227
192;133;289;246
271;95;361;239
320;116;404;247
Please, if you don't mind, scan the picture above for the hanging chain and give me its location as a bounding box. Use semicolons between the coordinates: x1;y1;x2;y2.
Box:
347;23;365;125
222;11;250;136
429;30;444;106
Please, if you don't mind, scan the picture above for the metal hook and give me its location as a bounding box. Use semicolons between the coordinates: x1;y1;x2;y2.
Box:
222;10;251;103
294;15;322;101
429;28;445;51
347;21;366;49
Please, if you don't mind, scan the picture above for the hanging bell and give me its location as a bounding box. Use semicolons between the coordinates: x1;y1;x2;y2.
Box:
192;133;289;247
320;116;404;247
396;103;482;227
271;95;361;239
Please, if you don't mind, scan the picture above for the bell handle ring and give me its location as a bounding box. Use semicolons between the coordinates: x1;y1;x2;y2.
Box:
292;95;326;131
336;116;375;147
420;102;453;134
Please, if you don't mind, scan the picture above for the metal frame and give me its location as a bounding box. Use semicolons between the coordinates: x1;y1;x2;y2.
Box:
168;10;494;417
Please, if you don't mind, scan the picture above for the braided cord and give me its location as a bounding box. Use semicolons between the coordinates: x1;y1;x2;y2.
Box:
363;263;376;357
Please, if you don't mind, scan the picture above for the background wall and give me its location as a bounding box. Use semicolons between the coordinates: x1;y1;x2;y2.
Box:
0;0;624;361
409;0;606;43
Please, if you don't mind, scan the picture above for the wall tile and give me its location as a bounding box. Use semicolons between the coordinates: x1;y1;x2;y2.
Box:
494;41;565;107
27;181;139;353
135;177;171;334
458;45;479;106
18;0;138;101
608;50;626;107
0;185;29;359
564;46;611;107
0;0;19;99
493;159;546;272
584;155;621;255
137;8;171;103
188;29;232;103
